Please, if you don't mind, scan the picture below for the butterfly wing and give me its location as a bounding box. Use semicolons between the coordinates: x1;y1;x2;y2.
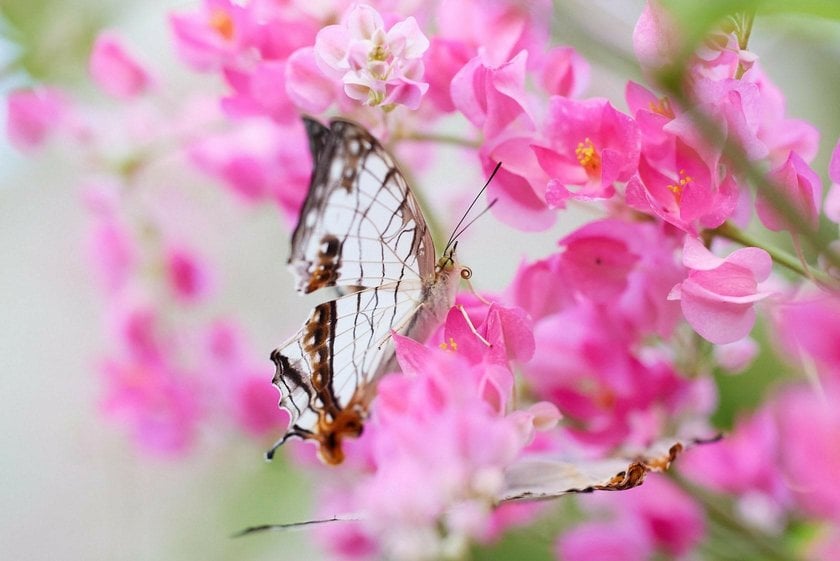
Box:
271;279;425;441
289;118;436;294
269;118;444;463
497;440;699;502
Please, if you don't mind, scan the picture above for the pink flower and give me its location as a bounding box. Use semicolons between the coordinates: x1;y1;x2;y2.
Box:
169;0;251;71
825;139;840;224
285;47;342;114
669;238;773;344
422;38;473;113
555;219;684;337
682;409;788;501
314;4;429;110
775;385;840;521
435;0;550;68
575;476;705;557
89;32;153;99
202;322;288;437
479;132;556;231
451;50;532;140
164;246;212;303
101;358;200;456
714;337;759;373
775;295;840;378
626;140;738;235
220;61;297;124
755;151;822;233
632;0;684;77
87;219;136;294
537;46;590;98
533;96;640;208
6;88;67;150
506;254;574;322
557;519;652;561
525;303;697;448
187;119;310;222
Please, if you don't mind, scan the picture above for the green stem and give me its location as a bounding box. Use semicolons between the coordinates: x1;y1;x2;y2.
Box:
394;131;481;149
672;472;803;561
712;221;837;289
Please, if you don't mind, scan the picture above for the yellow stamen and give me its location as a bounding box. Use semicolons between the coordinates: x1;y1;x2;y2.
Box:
439;337;458;352
666;169;693;204
209;9;234;41
575;138;601;175
647;96;675;119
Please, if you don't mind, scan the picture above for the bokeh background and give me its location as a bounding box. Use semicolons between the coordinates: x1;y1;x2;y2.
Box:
3;1;840;560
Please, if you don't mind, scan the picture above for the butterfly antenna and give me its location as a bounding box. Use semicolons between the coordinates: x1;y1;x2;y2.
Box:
449;197;500;244
443;161;502;254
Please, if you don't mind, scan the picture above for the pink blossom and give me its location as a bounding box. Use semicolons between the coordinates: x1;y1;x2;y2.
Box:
556;519;653;561
169;0;251;71
625;81;675;165
435;0;550;68
87;219;136;294
422;38;473;113
285;47;342;114
164;246;212;303
506;254;574;322
6;88;67;150
755;151;822;233
775;385;840;521
314;4;429;110
437;301;535;370
714;337;759;373
669;238;773;344
751;67;819;165
89;32;153;99
101;358;200;456
451;50;533;140
187;119;310;221
576;476;705;557
202;322;288;437
622;476;705;556
220;61;296;124
555;219;684;337
626;140;738;235
632;0;684;77
525;303;696;448
314;332;557;559
479;133;556;231
682;409;788;501
534;96;640;208
775;295;840;378
537;46;590;98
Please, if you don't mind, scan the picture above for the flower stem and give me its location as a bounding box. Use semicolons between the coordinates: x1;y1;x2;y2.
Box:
394;131;482;149
711;221;837;289
671;472;804;561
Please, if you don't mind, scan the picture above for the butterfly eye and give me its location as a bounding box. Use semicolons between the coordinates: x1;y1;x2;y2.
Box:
460;267;473;280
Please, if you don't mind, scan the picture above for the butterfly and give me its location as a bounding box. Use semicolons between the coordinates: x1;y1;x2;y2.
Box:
267;117;470;465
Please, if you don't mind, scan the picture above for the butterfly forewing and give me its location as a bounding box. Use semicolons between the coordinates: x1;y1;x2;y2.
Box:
289;118;435;295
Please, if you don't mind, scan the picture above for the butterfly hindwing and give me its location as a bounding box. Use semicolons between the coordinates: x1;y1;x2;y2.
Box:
271;279;425;431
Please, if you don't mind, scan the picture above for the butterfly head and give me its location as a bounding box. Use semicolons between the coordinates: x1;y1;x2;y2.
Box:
435;241;472;281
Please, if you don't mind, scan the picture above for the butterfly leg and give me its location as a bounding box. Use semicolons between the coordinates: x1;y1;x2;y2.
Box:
456;304;492;347
373;301;425;350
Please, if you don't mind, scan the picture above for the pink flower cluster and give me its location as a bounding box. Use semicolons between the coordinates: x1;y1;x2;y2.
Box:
7;0;840;560
8;32;289;456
